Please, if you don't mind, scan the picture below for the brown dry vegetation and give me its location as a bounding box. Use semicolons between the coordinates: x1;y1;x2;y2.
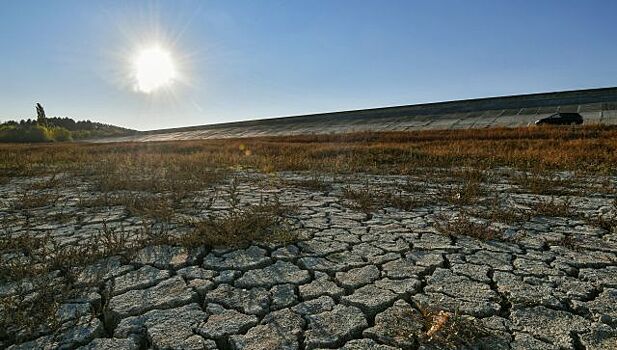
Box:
433;213;499;241
0;200;295;339
417;307;494;349
1;125;616;344
1;125;616;179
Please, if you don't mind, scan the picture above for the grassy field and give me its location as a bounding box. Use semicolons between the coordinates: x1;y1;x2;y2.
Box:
2;125;617;179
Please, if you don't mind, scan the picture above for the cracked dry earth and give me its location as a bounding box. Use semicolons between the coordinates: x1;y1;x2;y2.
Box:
2;171;617;350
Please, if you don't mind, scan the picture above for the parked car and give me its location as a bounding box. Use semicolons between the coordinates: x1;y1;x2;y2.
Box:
535;112;583;125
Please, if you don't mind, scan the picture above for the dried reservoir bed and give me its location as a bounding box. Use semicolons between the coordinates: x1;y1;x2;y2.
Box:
1;126;617;349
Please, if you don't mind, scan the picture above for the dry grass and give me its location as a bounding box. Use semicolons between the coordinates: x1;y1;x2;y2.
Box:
467;196;531;224
530;197;576;218
437;179;484;206
558;233;583;251
26;173;64;191
416;306;492;349
0;200;296;343
510;170;572;195
1;125;616;182
186;201;297;247
1;203;295;283
434;213;498;241
587;199;617;233
11;190;59;210
287;174;332;192
588;215;617;234
123;194;175;222
342;185;428;214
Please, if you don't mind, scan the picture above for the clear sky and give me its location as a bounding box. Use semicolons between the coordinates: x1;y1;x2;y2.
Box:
1;0;616;130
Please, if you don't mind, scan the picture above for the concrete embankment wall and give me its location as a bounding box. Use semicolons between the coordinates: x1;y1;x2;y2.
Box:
94;87;617;142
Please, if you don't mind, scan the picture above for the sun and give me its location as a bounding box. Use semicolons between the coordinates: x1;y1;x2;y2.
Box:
133;46;177;93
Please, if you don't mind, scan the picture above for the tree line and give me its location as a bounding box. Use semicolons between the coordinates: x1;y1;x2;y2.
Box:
0;104;135;142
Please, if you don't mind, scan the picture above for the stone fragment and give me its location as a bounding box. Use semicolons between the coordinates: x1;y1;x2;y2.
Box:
203;245;270;271
298;257;342;273
372;239;409;253
362;300;422;349
466;251;513;271
381;259;426;279
299;277;344;300
551;247;616;269
56;317;105;349
270;284;297;310
292;296;336;316
341;284;398;317
213;270;240;283
335;265;380;289
297;240;347;256
77;338;138;350
55;303;92;323
577;288;617;326
414;292;499;319
326;251;366;268
511;306;591;348
323;338;399;350
550;276;597;300
205;284;270;315
351;243;384;257
450;263;491;283
405;250;444;268
493;271;562;309
513;257;561;277
510;333;558;350
185;336;219;350
374;277;421;296
272;245;300;259
229;308;305;350
177;266;217;280
106;276;196;325
114;303;207;349
133;245;205;269
580;267;617;288
412;233;458;251
188;278;215;296
579;323;617;350
305;305;368;349
76;256;133;286
415;268;500;317
366;252;400;265
106;265;171;297
197;304;258;339
235;261;310;288
7;335;58;350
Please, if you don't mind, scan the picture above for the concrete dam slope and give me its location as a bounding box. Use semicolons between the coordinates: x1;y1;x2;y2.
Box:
99;87;617;142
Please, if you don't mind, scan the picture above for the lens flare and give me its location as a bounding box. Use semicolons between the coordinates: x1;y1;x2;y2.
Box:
133;45;177;93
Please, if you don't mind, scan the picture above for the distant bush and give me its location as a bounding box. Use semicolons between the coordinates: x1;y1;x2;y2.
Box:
0;125;72;143
49;127;73;142
1;117;135;140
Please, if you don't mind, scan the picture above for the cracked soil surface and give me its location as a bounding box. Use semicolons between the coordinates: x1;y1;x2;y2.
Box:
1;170;617;350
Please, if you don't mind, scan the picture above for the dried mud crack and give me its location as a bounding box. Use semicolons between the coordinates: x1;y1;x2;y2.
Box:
1;167;617;350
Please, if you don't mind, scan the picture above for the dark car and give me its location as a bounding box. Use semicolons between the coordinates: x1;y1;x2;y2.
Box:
535;112;583;125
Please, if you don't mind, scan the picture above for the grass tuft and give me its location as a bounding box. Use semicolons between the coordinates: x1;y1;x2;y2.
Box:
417;306;491;349
434;213;497;241
185;200;297;247
530;197;576;218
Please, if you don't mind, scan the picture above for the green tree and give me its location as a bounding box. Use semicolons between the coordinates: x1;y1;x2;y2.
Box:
36;103;47;126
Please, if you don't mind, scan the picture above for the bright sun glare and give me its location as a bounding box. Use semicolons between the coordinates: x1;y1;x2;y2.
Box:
133;46;177;93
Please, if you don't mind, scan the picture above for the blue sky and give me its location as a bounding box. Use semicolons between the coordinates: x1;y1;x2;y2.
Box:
1;0;616;130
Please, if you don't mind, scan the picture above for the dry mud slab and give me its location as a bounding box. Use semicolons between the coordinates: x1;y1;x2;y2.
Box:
1;170;617;349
